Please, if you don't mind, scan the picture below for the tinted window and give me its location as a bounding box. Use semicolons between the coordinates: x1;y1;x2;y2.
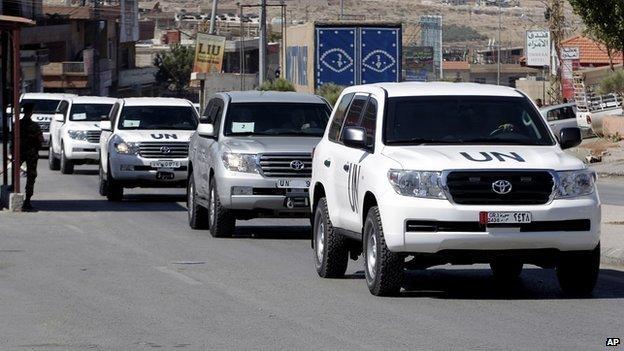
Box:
70;104;114;121
342;95;368;130
361;98;377;146
384;96;554;146
328;93;354;142
21;99;60;114
224;103;330;137
118;106;198;130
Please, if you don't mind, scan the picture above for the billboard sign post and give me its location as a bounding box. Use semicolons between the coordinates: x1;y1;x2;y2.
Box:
193;33;226;74
526;30;550;67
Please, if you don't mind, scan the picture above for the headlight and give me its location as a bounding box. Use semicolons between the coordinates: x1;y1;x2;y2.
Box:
115;141;140;155
68;130;88;141
221;153;259;173
387;170;446;199
555;169;596;198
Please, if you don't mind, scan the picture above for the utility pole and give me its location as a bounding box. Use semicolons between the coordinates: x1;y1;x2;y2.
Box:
546;0;564;103
209;0;218;34
340;0;344;20
258;0;267;85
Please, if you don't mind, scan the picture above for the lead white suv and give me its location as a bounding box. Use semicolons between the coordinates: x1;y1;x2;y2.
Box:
99;98;199;201
311;82;601;296
49;96;117;174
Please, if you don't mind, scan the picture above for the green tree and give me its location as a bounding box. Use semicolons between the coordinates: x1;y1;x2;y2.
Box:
258;78;296;92
568;0;624;67
599;69;624;115
315;83;344;106
154;44;195;96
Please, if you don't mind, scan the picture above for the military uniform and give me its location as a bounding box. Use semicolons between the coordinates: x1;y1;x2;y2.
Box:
19;116;43;208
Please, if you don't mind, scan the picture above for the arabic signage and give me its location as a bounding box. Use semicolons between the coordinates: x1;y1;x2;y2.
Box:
120;0;139;43
404;46;434;81
561;47;580;60
193;33;226;74
526;30;550;67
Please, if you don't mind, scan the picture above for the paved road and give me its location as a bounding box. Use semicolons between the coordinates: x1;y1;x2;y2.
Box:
1;156;624;350
597;178;624;206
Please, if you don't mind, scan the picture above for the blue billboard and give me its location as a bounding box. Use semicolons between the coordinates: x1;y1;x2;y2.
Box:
315;26;401;89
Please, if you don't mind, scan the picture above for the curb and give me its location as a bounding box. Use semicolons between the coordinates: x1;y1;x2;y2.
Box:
601;248;624;267
597;172;624;179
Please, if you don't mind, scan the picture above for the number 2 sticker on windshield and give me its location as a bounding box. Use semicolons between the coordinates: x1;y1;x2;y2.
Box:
232;122;254;133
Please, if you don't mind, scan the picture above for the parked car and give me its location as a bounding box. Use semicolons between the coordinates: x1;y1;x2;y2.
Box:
49;96;117;174
540;103;579;137
186;91;332;237
99;98;199;201
311;82;600;296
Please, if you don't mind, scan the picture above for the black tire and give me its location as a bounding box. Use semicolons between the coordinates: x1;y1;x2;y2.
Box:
313;198;348;278
105;161;123;202
60;143;74;174
208;177;235;238
363;206;403;296
557;243;600;297
490;259;523;282
98;162;108;196
48;142;60;171
187;173;209;229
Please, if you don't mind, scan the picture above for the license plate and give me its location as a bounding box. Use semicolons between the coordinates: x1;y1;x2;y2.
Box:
277;179;310;189
150;161;181;169
156;172;175;180
482;212;532;225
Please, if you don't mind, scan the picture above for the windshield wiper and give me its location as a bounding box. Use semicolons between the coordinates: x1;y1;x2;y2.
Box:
458;137;543;145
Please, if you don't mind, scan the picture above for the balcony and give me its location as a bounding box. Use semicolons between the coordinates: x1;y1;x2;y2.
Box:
42;59;113;90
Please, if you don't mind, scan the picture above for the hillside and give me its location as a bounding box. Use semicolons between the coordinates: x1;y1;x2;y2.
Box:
144;0;583;48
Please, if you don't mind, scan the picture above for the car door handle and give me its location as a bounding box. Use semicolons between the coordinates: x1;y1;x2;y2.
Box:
324;159;331;167
343;164;350;172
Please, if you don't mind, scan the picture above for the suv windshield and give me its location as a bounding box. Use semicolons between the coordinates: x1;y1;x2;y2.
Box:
70;104;113;122
118;106;198;130
384;96;555;146
21;99;60;114
224;103;331;137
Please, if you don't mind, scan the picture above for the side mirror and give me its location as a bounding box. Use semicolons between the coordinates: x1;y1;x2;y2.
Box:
197;123;215;138
342;126;367;149
559;127;582;150
100;120;112;131
53;113;64;122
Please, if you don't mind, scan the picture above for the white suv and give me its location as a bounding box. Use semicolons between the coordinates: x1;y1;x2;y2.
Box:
99;98;199;201
20;93;76;148
49;96;117;174
310;82;601;296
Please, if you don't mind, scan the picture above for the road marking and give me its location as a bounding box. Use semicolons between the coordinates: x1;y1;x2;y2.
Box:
155;266;201;286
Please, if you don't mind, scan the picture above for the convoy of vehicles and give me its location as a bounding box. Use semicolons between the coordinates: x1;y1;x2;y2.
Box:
98;97;199;201
14;83;600;297
49;96;117;174
20;93;76;148
186;91;331;237
310;82;600;296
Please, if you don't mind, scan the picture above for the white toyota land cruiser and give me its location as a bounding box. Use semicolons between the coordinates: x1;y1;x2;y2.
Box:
20;93;76;148
310;82;600;296
49;96;117;174
99;98;199;201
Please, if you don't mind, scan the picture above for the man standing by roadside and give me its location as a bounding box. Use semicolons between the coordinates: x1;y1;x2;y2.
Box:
19;103;43;212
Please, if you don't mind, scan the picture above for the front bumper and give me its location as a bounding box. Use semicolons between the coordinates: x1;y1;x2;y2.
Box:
215;171;310;214
378;191;601;254
65;140;100;161
109;154;188;186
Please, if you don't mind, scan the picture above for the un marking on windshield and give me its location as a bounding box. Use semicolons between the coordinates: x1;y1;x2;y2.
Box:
460;151;526;163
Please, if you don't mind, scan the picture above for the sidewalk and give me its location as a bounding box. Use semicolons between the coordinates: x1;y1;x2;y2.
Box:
601;205;624;266
568;138;624;178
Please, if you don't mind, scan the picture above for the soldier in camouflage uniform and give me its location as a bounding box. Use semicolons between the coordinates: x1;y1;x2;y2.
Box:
19;103;43;212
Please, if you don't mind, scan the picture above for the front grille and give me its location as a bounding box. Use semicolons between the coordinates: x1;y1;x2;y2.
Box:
446;170;554;205
138;142;189;159
86;130;101;144
37;122;50;132
259;153;312;178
